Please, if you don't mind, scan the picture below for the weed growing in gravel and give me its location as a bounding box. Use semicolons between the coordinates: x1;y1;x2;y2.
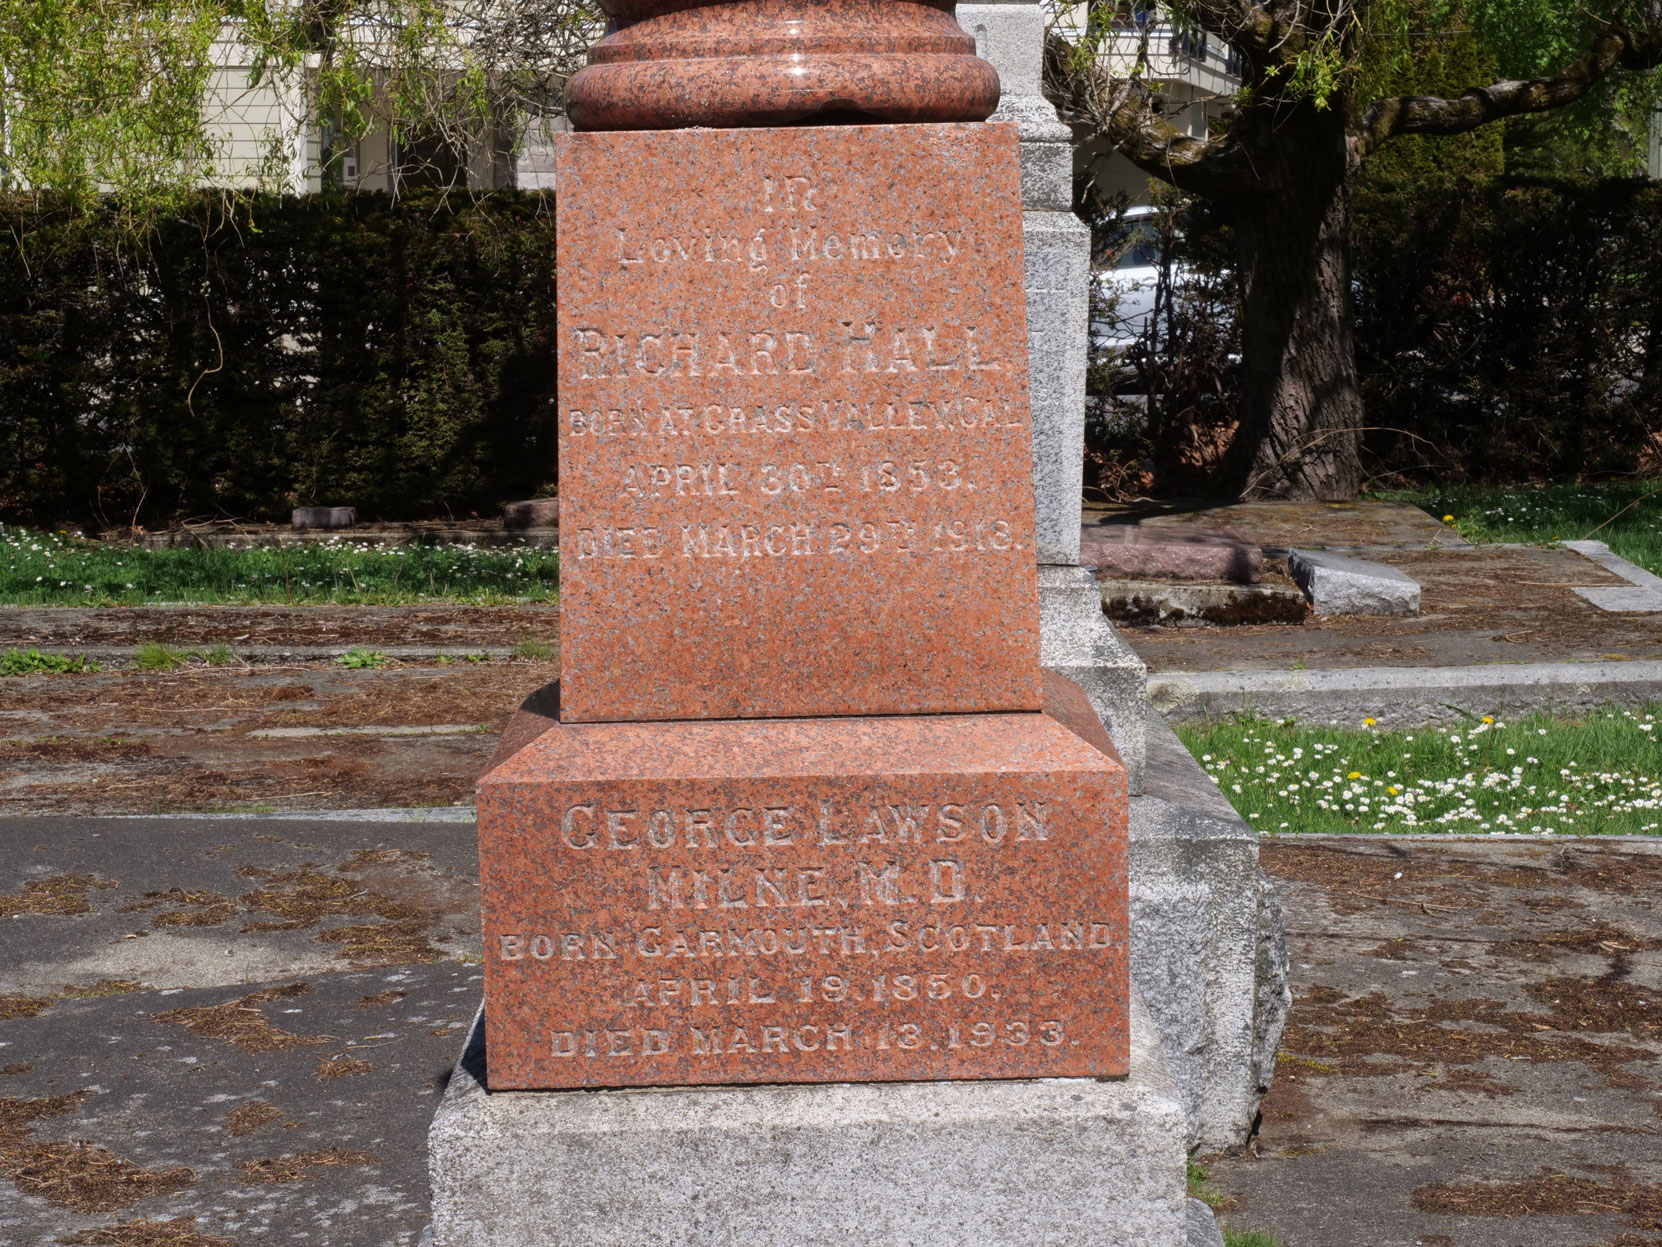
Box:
0;527;559;605
1377;481;1662;574
134;643;186;672
511;638;555;661
1222;1231;1281;1247
1180;706;1662;836
1187;1159;1226;1209
336;648;390;670
0;647;98;675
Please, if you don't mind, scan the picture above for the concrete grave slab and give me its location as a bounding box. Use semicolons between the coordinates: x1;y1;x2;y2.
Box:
1117;546;1662;676
1085;499;1470;552
0;812;493;1247
1288;548;1421;616
0;962;475;1247
1207;835;1662;1247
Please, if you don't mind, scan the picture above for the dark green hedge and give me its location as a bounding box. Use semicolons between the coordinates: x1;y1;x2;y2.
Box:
1352;177;1662;484
8;178;1658;526
0;191;558;529
1086;177;1662;494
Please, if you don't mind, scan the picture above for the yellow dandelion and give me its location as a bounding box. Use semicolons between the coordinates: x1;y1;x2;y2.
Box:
1347;771;1362;780
1442;514;1455;523
1482;715;1494;724
1388;785;1399;794
1363;717;1376;727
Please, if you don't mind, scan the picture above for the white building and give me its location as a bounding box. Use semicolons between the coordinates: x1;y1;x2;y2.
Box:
1059;2;1242;207
198;29;560;194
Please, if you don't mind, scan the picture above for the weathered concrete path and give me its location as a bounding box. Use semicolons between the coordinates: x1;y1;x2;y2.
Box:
1209;835;1662;1247
4;817;1659;1245
1;815;481;1247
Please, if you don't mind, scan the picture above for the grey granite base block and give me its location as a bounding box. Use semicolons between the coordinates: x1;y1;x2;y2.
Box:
1040;564;1149;794
1187;1198;1226;1247
429;995;1189;1247
1131;709;1290;1152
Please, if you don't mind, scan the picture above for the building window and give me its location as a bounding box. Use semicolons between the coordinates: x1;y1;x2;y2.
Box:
1170;28;1208;62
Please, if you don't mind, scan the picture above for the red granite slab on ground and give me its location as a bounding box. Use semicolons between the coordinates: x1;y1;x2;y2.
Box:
477;697;1128;1090
1079;524;1263;583
554;122;1042;723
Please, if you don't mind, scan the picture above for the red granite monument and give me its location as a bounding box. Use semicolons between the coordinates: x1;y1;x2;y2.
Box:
476;0;1129;1093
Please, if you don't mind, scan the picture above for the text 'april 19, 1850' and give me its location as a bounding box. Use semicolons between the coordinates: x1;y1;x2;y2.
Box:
479;723;1130;1089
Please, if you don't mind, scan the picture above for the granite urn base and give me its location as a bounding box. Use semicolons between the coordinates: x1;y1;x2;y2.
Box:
428;992;1191;1247
477;679;1129;1090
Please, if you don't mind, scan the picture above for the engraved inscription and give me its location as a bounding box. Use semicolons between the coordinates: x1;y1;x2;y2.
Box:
537;1018;1071;1063
554;124;1042;722
491;788;1116;1078
570;322;1002;381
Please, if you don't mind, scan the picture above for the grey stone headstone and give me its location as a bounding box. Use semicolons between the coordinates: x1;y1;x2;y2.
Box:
957;0;1151;791
1288;548;1421;616
291;506;356;530
945;4;1289;1153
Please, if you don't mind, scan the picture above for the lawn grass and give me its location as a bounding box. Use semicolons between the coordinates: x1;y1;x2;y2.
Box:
1178;705;1661;836
1375;480;1662;574
0;528;559;605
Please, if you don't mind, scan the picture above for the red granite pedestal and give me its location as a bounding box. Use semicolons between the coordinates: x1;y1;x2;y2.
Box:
438;5;1175;1242
478;675;1127;1090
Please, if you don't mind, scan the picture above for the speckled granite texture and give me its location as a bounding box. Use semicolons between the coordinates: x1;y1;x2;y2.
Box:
430;994;1188;1247
568;0;999;129
554;122;1044;723
476;691;1128;1090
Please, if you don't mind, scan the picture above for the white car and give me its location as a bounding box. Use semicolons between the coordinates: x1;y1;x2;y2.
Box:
1090;205;1171;355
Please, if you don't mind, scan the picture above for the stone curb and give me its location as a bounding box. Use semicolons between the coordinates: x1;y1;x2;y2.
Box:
1564;539;1662;612
13;645;526;666
1563;539;1662;590
1151;660;1662;725
1265;831;1662;844
125;806;479;821
134;526;561;549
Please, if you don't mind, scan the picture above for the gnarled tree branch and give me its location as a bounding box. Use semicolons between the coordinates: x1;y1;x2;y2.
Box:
1357;22;1662;159
1044;28;1259;199
1169;0;1282;62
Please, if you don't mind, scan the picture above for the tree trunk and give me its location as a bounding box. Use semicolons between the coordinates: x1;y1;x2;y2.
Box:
1221;107;1364;500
